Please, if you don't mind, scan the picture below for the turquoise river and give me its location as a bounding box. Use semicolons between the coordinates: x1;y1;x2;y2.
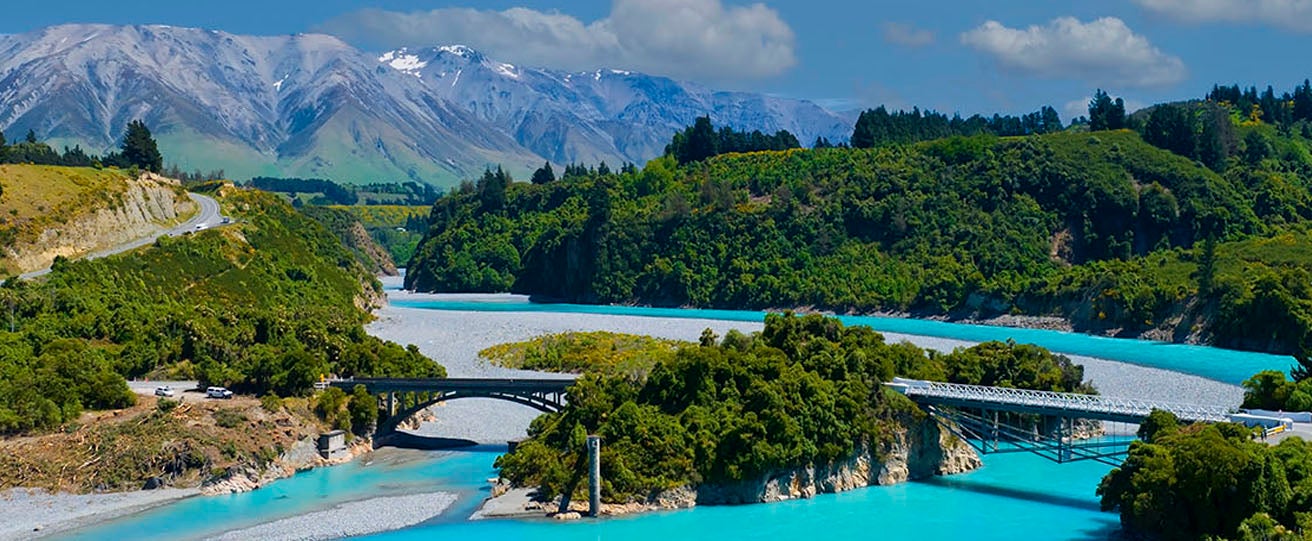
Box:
60;300;1296;540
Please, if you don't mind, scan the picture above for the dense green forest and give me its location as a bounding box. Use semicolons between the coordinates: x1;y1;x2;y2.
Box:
1098;411;1312;540
406;91;1312;355
0;186;443;434
496;313;1088;503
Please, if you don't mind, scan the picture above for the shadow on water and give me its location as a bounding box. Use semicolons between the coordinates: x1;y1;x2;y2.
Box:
919;476;1104;512
377;431;480;450
919;477;1125;540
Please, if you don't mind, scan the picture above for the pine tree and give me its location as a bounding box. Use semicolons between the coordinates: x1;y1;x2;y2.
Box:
477;166;510;211
1089;90;1116;131
120;120;163;173
1109;98;1126;130
685;116;717;163
530;162;556;185
25;129;37;144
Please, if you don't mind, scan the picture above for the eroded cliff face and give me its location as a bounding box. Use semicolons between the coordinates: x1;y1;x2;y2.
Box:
547;413;983;518
3;173;195;273
688;413;981;506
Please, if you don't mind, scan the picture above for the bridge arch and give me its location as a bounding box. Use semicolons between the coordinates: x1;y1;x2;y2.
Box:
329;379;573;437
379;390;564;435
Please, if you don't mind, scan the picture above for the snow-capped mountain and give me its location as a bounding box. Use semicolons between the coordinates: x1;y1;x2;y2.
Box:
382;45;853;165
0;25;542;184
0;25;852;186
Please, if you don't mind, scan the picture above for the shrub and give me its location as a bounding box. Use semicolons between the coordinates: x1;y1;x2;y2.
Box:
213;408;247;429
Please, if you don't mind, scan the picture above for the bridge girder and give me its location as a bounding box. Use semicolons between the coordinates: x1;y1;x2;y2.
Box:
329;379;570;436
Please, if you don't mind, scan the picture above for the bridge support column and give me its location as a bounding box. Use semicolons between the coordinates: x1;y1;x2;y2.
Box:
991;410;999;452
386;392;395;417
587;435;601;517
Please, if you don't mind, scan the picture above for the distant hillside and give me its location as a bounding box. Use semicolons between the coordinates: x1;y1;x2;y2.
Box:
299;206;399;276
382;45;853;166
0;165;194;275
405;123;1312;354
0;25;851;187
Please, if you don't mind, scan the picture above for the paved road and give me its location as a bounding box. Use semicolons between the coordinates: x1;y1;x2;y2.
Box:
18;192;224;280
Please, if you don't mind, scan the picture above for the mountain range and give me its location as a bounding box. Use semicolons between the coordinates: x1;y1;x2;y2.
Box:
0;24;853;187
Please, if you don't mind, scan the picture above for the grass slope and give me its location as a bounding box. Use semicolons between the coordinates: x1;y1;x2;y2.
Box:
0;165;143;247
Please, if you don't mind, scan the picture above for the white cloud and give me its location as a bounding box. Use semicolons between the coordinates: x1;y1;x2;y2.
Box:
881;22;935;47
315;0;796;83
960;17;1187;88
1133;0;1312;32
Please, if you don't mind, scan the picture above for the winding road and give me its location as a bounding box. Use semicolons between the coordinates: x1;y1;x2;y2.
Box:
18;192;224;280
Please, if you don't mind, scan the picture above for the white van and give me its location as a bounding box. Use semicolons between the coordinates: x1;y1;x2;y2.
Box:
206;386;233;399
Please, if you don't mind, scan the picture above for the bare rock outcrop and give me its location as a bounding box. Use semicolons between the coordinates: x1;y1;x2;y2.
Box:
513;412;982;518
4;173;195;273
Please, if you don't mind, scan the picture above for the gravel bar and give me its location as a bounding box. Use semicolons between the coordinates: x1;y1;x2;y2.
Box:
366;287;1243;445
0;487;199;541
208;492;458;541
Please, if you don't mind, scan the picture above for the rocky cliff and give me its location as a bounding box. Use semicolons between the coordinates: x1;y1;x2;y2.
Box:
677;412;980;507
2;172;194;273
521;412;982;518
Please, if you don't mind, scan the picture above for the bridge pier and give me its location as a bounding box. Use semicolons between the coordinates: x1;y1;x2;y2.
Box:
588;435;601;517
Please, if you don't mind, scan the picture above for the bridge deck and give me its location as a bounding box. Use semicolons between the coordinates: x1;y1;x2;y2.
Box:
888;378;1232;424
328;377;574;394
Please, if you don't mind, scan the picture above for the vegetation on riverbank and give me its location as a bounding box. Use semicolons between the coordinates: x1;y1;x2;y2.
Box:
325;205;429;265
405;96;1312;356
479;331;684;375
0;185;443;434
495;313;1090;504
1098;411;1312;540
300;206;399;276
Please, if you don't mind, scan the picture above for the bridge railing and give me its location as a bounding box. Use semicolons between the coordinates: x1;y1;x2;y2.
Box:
888;378;1232;423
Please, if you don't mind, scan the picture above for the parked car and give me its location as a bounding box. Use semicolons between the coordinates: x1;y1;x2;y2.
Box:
195;222;207;230
154;386;175;397
206;386;233;399
221;217;230;224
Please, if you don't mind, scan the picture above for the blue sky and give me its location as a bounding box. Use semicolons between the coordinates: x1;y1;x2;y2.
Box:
3;0;1311;120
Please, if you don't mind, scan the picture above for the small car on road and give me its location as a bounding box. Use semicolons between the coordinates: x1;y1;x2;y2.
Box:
206;386;233;399
154;386;175;397
195;222;207;230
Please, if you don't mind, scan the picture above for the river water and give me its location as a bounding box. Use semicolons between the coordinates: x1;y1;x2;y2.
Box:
59;299;1295;540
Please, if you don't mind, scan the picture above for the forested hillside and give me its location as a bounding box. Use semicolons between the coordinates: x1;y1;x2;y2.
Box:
0;184;442;434
406;106;1312;354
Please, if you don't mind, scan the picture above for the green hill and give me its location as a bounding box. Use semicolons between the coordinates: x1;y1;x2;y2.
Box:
0;184;443;434
406;125;1312;355
0;165;195;274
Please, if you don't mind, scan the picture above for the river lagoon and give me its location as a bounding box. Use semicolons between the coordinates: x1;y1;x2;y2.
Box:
57;295;1288;540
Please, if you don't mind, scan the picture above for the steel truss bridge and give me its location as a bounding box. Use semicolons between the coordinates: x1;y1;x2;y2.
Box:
887;378;1235;466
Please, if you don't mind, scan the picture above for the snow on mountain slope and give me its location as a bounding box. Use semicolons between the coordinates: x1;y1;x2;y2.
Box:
388;45;853;166
0;25;852;186
0;25;542;185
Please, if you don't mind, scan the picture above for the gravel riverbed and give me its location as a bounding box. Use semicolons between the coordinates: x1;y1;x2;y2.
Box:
0;487;199;541
367;286;1243;445
208;492;458;541
0;282;1244;539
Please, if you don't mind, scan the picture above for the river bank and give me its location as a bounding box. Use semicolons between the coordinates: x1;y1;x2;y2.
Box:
37;279;1262;540
0;394;376;539
0;487;198;541
369;286;1243;525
